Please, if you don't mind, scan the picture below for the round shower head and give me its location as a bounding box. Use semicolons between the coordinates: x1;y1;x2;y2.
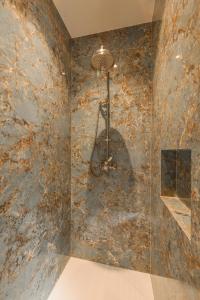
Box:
91;45;114;71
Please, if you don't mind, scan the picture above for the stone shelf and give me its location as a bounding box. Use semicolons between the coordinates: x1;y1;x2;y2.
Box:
161;196;191;241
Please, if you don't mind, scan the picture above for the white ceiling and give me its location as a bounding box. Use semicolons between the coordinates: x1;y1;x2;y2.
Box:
53;0;155;38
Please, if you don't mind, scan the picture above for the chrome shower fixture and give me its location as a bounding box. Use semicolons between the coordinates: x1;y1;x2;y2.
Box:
90;46;117;177
91;45;114;72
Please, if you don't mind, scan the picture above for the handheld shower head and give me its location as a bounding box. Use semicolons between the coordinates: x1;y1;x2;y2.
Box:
91;45;114;72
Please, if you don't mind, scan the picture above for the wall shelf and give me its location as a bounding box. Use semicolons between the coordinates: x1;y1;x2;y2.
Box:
160;196;191;241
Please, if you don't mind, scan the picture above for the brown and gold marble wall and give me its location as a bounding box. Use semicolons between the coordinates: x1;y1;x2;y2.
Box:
71;24;153;272
152;0;200;287
0;1;71;299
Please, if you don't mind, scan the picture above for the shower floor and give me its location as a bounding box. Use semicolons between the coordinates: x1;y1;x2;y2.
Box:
48;257;200;300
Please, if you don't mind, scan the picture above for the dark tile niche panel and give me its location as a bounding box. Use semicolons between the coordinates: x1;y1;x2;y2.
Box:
161;150;191;206
161;150;177;197
177;150;191;198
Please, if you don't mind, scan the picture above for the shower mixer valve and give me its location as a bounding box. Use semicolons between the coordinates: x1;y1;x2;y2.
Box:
101;156;117;173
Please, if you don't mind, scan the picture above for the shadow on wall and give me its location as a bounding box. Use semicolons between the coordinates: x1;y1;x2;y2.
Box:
86;127;135;220
71;126;144;270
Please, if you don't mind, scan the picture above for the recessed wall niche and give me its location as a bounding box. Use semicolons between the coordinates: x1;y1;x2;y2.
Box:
161;149;191;208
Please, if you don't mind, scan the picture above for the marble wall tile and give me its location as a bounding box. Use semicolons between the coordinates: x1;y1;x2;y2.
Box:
152;0;200;288
0;1;71;299
71;24;153;273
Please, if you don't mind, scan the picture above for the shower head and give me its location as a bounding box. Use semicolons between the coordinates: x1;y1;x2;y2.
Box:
91;45;114;72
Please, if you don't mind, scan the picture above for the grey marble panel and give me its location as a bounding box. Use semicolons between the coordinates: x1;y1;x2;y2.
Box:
0;1;71;299
152;0;200;289
71;24;153;273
